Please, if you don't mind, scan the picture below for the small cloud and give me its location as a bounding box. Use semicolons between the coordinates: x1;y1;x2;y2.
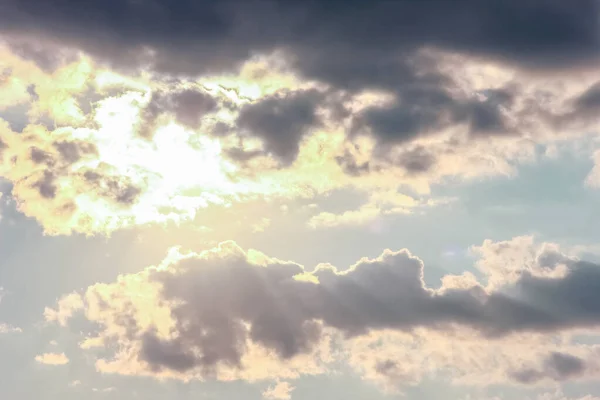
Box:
92;387;116;393
0;323;22;334
44;292;84;326
35;352;69;365
263;381;295;400
69;380;82;388
252;218;271;233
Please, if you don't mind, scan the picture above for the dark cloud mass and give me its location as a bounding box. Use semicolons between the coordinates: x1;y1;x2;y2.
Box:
137;88;218;137
511;352;587;384
237;89;322;165
3;0;599;169
2;0;597;76
76;244;600;375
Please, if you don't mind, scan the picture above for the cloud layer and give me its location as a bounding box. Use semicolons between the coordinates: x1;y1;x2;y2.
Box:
2;1;600;236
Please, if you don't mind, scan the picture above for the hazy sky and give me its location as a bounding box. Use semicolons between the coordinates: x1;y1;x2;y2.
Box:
2;1;600;399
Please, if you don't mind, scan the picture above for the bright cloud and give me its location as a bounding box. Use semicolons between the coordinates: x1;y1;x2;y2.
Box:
35;352;69;366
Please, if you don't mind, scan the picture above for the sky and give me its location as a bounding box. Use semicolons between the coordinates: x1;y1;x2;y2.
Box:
3;1;600;399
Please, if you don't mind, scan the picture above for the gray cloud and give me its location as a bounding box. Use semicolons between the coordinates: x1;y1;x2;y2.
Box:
511;352;587;384
352;85;461;145
4;1;599;172
237;89;322;165
335;151;373;177
170;89;218;128
53;140;98;164
3;0;596;77
4;36;79;72
137;88;217;138
59;242;600;376
33;170;57;199
82;170;142;205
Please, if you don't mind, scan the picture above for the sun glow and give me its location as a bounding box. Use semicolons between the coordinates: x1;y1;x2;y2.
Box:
66;91;247;228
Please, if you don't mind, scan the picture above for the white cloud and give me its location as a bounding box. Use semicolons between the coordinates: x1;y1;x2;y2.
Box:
262;381;295;400
35;352;69;365
0;323;22;334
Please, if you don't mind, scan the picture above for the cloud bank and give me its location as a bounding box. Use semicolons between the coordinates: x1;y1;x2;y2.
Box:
0;1;600;236
45;236;600;389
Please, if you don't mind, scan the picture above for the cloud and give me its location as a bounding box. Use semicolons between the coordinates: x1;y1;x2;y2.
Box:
510;351;588;385
46;237;600;387
262;381;294;400
2;1;597;79
35;352;69;365
470;236;574;289
137;87;218;138
307;191;453;229
44;292;84;326
1;6;600;237
585;150;600;188
0;323;22;334
465;391;600;400
237;89;323;165
92;387;116;393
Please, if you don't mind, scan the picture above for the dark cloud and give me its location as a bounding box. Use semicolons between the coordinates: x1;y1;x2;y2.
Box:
465;89;515;135
3;35;79;72
2;0;597;78
0;103;31;133
4;0;597;170
29;146;54;165
32;170;57;199
351;85;461;145
224;147;263;164
73;244;600;374
53;140;98;164
237;89;322;165
393;147;437;174
511;352;587;384
170;89;218;128
374;359;398;376
335;151;373;177
211;121;233;137
336;145;436;176
83;170;142;205
352;84;519;148
565;81;600;124
137;88;218;137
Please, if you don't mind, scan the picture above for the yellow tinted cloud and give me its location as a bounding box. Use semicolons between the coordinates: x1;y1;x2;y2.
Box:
35;352;69;365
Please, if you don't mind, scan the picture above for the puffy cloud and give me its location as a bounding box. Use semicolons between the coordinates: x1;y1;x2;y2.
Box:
44;292;85;326
46;237;600;388
137;87;219;138
0;323;22;334
236;89;323;165
510;352;588;385
470;236;574;289
35;352;69;365
262;381;295;400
